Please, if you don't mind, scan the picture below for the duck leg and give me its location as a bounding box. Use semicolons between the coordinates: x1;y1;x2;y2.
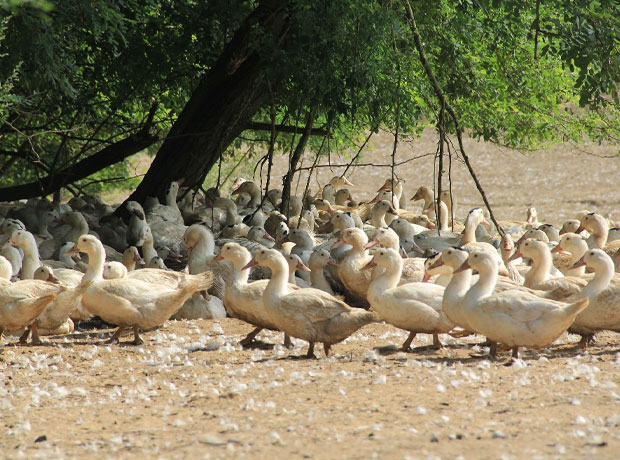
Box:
305;342;316;359
400;332;416;351
239;327;262;347
323;343;331;357
283;334;292;349
511;347;519;359
132;326;144;345
18;327;31;344
432;333;443;350
577;334;595;349
488;341;498;358
30;324;42;346
106;326;125;344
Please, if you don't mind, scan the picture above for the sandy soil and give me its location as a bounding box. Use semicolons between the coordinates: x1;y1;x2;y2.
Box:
3;130;620;459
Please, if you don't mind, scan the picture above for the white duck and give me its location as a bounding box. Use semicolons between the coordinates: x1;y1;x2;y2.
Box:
461;251;589;359
211;243;297;346
364;248;453;350
146;181;184;225
24;266;85;344
568;249;620;347
511;239;586;300
308;249;337;295
332;227;372;305
551;233;588;276
67;235;213;344
0;256;62;341
244;248;377;357
429;248;474;333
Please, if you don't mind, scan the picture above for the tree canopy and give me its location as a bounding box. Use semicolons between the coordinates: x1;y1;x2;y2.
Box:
0;0;619;203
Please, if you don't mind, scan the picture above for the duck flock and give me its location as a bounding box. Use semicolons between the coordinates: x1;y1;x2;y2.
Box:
1;175;619;362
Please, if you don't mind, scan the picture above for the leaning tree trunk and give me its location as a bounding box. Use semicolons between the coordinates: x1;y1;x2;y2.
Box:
122;0;291;207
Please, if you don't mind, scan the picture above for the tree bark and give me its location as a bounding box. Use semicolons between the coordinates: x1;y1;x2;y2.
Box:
0;132;156;202
122;0;291;207
280;110;314;217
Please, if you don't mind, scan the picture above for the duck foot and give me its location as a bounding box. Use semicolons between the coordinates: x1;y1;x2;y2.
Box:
449;328;473;338
131;326;144;345
18;327;31;344
30;324;42;346
283;334;293;349
106;326;125;344
239;327;262;347
400;332;416;351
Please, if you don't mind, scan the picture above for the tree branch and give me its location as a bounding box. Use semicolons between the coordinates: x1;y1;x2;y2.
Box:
0;132;157;202
246;121;330;137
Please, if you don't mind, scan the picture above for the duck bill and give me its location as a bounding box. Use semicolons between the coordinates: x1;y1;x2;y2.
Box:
422;270;432;282
296;261;311;272
558;228;567;235
453;260;471;274
342;177;354;187
230;187;242;196
575;225;585;234
64;245;80;256
408;240;425;256
263;232;276;242
570;256;586;270
241;257;258;271
410;192;421;202
389;207;399;217
331;239;345;250
327;258;338;267
550;244;570;255
508;249;523;263
481;218;491;228
426;220;436;230
361;259;377;271
364;239;380;250
47;274;60;284
208;253;225;265
428;256;444;271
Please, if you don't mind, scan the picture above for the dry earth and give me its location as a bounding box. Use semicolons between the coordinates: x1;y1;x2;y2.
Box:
3;130;620;459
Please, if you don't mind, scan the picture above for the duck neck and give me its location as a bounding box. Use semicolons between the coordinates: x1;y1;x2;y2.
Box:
588;221;608;249
224;204;238;226
582;259;614;299
142;236;158;264
309;264;329;290
188;232;214;273
369;261;402;296
438;202;449;231
444;270;472;305
461;216;478;245
264;258;290;304
467;265;496;302
371;210;387;228
566;244;587;276
19;235;41;279
84;246;105;283
524;250;552;287
232;257;250;285
38;219;53;239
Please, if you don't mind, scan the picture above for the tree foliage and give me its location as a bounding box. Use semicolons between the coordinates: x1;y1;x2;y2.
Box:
0;0;619;201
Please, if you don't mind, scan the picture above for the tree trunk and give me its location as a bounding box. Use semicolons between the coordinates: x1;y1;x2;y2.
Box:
280;110;314;218
122;0;291;207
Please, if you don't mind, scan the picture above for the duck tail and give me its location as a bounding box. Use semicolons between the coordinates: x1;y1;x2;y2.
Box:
181;272;214;294
564;298;589;317
30;293;58;320
352;308;382;326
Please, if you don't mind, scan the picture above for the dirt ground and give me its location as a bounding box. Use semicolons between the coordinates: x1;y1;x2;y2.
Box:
3;130;620;459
